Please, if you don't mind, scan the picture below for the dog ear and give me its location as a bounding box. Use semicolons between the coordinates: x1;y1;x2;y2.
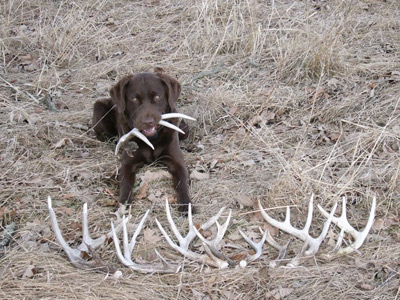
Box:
158;73;181;112
110;75;131;114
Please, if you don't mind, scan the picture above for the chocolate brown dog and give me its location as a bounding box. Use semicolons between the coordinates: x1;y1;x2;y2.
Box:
92;72;191;212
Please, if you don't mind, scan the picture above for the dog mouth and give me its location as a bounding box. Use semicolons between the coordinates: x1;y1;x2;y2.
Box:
141;126;160;137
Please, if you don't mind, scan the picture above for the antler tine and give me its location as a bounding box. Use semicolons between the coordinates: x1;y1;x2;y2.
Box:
161;113;196;121
238;228;267;265
158;120;185;134
48;196;85;267
264;230;291;268
115;128;154;155
156;200;229;269
258;194;337;261
128;210;149;254
111;211;179;273
162;198;225;251
200;209;232;246
193;210;235;267
79;203;113;251
317;196;376;255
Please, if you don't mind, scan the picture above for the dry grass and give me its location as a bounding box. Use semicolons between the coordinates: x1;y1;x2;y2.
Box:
1;0;399;299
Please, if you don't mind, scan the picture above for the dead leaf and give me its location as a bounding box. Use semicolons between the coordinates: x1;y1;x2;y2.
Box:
372;218;385;231
234;194;253;208
384;217;399;227
358;283;374;291
258;266;269;280
265;287;294;299
229;105;238;115
249;211;264;223
368;82;378;89
147;191;163;203
143;228;162;244
207;276;217;284
328;132;341;142
22;264;39;279
104;188;116;197
191;289;206;300
354;258;375;270
263;223;279;237
52;138;72;149
327;78;340;88
167;195;177;204
190;170;210;181
200;230;212;239
70;221;82;231
136;183;149;199
229;252;247;262
227;231;242;241
249;199;265;223
57;206;74;216
373;217;399;231
315;87;329;99
241;159;255;167
102;199;118;207
140;170;171;184
262;111;276;123
95;80;111;94
326;229;337;248
63;193;75;200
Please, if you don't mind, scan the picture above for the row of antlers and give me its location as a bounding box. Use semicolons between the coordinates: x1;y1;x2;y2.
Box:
47;194;376;273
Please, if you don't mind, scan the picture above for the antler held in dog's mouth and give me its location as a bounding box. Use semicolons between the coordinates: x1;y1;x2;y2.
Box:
115;113;196;155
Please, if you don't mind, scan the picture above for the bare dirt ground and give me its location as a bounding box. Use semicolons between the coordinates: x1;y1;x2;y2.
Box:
0;0;399;299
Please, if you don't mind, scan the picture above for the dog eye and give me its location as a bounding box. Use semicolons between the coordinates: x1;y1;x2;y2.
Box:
132;97;139;103
154;95;160;102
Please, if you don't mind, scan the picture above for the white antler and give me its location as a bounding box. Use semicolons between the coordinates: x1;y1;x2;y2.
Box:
115;128;154;154
156;199;229;269
115;113;195;154
264;230;291;268
158;120;185;134
193;210;235;267
236;228;267;267
317;196;376;255
161;113;196;121
48;196;127;270
111;211;179;273
258;194;337;266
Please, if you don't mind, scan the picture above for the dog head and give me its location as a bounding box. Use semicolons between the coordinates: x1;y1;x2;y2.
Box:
110;72;181;138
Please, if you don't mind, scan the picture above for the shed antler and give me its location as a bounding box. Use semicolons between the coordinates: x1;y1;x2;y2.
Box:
115;113;196;154
156;199;230;269
317;196;376;256
258;194;337;267
48;196;127;271
237;229;268;267
111;210;180;273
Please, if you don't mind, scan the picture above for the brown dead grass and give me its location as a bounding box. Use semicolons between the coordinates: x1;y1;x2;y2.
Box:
0;0;399;299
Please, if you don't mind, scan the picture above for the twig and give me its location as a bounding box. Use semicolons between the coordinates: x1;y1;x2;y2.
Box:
0;75;39;103
183;64;224;86
0;222;16;248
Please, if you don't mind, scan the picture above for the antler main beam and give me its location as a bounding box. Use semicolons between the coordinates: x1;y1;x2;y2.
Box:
115;113;196;154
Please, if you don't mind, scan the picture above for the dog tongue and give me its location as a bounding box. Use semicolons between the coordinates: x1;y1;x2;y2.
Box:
142;127;157;137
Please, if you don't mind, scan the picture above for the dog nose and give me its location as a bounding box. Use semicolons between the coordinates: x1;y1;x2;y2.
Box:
142;117;155;126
